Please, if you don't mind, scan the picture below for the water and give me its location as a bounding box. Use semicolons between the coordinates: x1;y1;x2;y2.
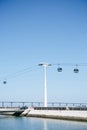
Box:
0;116;87;130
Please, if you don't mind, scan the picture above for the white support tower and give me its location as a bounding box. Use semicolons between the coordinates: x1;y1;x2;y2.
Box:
39;63;51;107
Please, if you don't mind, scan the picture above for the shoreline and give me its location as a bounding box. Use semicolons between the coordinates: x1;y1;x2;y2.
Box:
27;114;87;122
22;109;87;122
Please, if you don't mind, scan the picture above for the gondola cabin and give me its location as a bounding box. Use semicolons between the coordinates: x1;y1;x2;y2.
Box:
73;68;79;73
57;67;62;72
3;81;7;84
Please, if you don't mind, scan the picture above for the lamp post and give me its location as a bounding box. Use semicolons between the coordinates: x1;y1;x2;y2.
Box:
38;63;51;107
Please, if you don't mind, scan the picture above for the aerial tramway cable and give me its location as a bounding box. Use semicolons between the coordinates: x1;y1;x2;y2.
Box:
1;62;87;84
0;65;39;84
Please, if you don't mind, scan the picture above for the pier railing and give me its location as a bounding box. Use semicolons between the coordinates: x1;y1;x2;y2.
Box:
0;101;87;110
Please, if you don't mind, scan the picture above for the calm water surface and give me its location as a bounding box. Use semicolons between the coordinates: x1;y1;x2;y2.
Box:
0;116;87;130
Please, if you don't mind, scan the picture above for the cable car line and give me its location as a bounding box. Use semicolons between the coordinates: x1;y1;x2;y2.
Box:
1;62;87;84
0;65;39;84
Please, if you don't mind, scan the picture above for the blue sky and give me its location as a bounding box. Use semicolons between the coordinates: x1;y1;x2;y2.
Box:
0;0;87;104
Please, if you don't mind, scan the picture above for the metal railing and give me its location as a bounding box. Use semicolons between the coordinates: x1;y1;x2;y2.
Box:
0;101;87;110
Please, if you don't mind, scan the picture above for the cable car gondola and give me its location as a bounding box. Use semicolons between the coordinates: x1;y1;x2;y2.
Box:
57;67;62;72
3;81;7;84
73;68;79;73
73;64;79;73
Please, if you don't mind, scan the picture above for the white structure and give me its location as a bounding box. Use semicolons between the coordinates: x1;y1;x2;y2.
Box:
38;63;51;107
26;109;87;121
